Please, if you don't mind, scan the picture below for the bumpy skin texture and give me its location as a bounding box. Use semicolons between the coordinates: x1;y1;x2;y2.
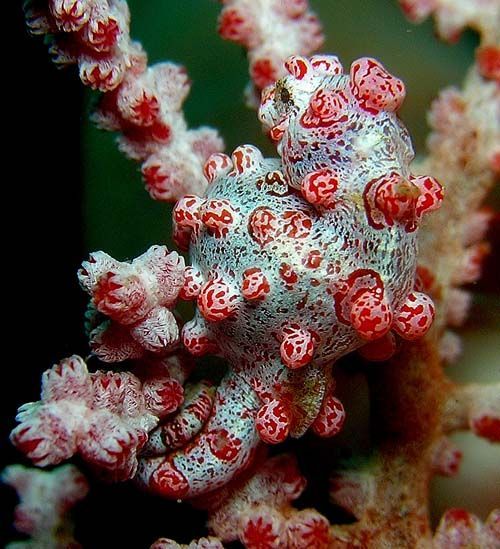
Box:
138;55;442;500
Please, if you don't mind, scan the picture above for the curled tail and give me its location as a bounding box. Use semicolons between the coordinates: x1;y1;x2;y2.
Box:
136;375;260;499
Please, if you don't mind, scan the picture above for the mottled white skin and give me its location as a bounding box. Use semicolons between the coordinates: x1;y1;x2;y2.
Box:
187;151;416;430
138;56;438;499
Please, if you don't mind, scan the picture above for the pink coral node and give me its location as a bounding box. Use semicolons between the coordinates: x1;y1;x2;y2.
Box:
10;355;160;480
78;246;185;361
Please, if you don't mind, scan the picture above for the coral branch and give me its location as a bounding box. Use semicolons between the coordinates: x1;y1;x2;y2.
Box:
442;382;500;442
79;245;185;361
10;355;165;480
24;0;224;200
217;0;324;104
2;464;88;548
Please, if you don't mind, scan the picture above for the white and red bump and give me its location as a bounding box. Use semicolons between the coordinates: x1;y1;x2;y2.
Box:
242;268;271;301
301;168;339;208
311;395;346;437
197;278;240;322
280;325;315;369
393;291;435;340
179;266;204;301
255;398;292;444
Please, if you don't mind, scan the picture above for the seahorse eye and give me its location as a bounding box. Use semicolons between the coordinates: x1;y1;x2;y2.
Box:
280;87;291;104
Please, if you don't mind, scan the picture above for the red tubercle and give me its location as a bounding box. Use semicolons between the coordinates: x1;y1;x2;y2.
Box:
280;325;315;368
302;250;323;269
350;288;393;341
201;199;237;238
173;195;204;232
284;55;311;80
311;394;345;437
203;153;232;183
179;266;204;301
269;119;289;142
309;88;349;119
249;207;279;247
207;429;243;462
242;268;271;301
477;45;500;82
150;459;190;498
410;174;444;219
181;320;219;357
332;268;386;328
279;263;299;288
393;291;435;340
231;145;264;173
301;168;339;208
197;278;239;322
255;398;292;444
350;57;405;114
310;54;343;75
282;210;312;239
364;172;420;231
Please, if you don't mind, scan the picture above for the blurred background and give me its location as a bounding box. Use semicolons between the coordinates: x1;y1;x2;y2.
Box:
4;1;498;546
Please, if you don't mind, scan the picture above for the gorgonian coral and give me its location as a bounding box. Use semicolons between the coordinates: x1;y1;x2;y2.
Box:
5;0;499;547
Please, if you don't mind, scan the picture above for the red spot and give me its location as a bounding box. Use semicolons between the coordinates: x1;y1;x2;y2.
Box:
197;278;239;322
301;168;339;208
242;268;270;301
249;207;279;247
477;46;500;81
303;250;323;269
279;263;299;288
150;459;190;498
471;415;500;443
207;429;242;462
282;210;312;238
201;199;236;238
393;291;435;340
311;395;345;437
255;399;291;444
203;153;231;183
350;57;405;114
285;55;310;80
251;58;277;89
280;325;314;368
